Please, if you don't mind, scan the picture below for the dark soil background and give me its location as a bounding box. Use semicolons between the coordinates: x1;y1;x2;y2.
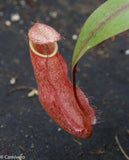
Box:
0;0;129;160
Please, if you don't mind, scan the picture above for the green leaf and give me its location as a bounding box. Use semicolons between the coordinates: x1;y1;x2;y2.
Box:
72;0;129;69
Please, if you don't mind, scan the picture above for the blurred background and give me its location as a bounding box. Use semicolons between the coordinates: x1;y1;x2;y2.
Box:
0;0;129;159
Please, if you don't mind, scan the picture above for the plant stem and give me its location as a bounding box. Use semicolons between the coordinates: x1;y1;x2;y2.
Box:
72;64;83;110
115;135;129;160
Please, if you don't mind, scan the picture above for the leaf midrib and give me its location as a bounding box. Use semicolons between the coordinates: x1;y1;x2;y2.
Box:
72;1;129;67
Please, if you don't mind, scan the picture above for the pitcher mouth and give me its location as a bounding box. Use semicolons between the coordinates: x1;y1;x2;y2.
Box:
29;41;58;58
